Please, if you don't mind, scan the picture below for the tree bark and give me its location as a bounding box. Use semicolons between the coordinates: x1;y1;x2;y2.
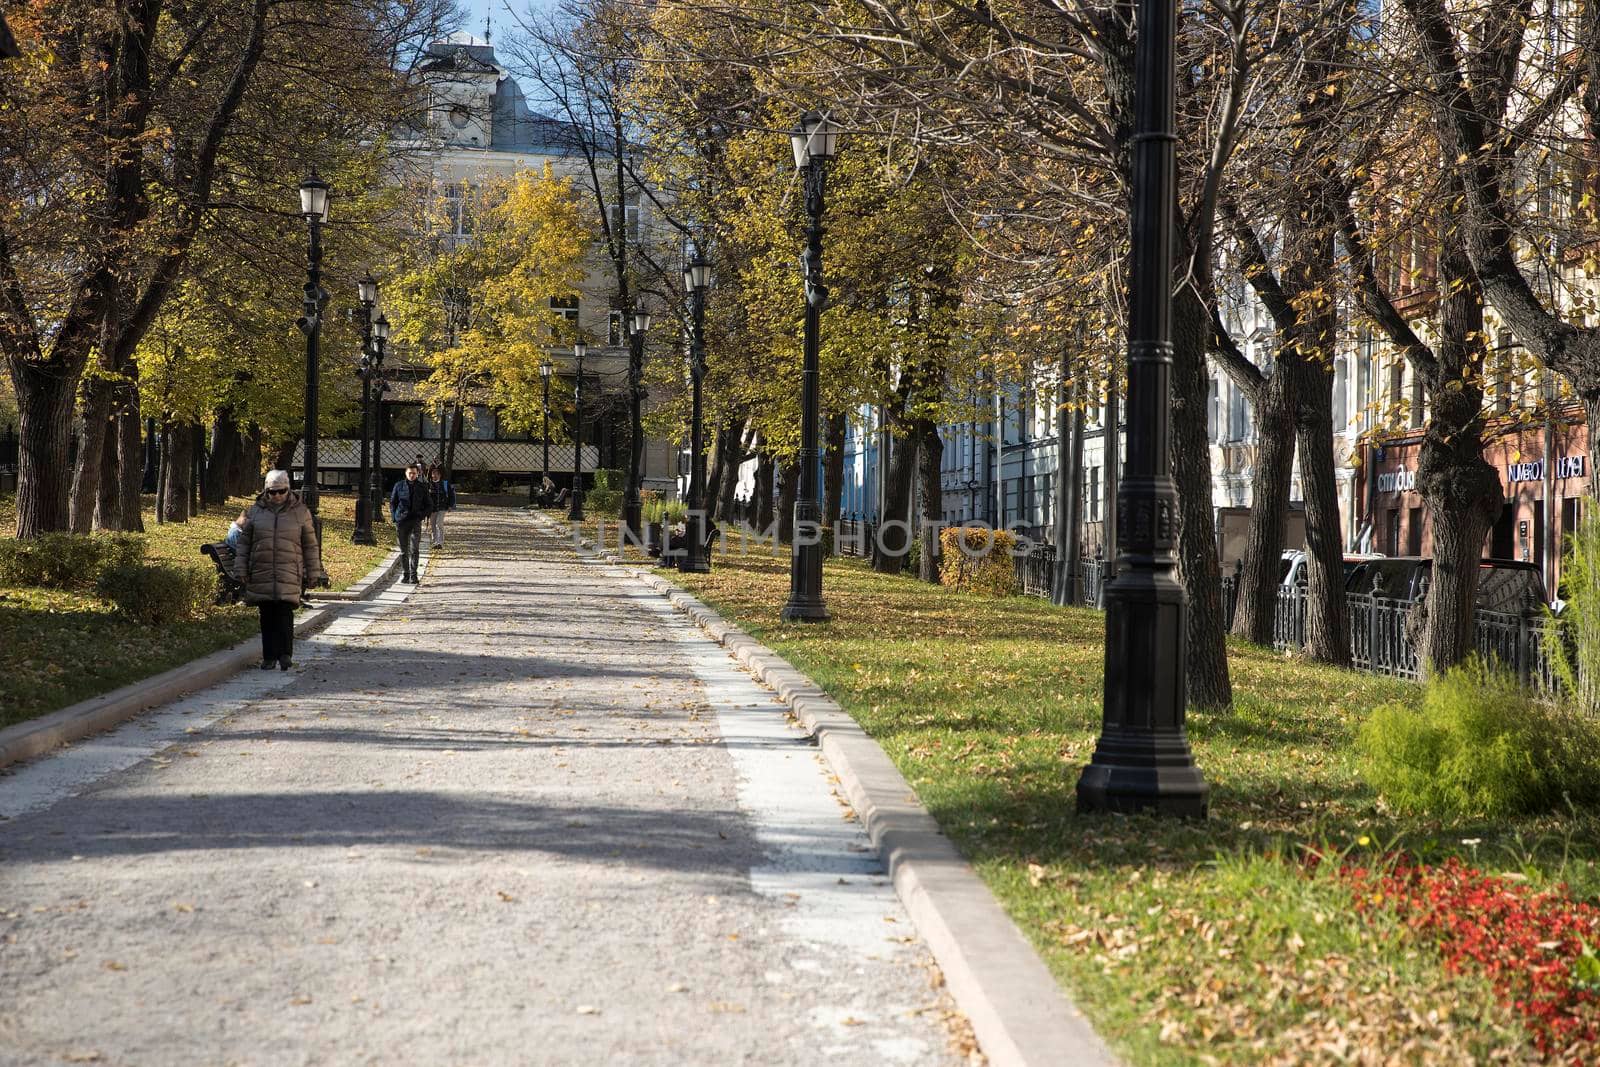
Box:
1418;236;1501;675
203;407;238;505
1052;371;1086;606
824;411;846;536
874;424;916;574
715;421;744;523
915;416;943;583
10;361;80;538
113;403;144;532
755;451;775;532
1290;351;1351;665
95;417;121;531
235;423;262;494
1172;285;1234;710
1229;373;1297;644
161;424;192;523
69;374;116;534
271;438;296;474
776;457;798;544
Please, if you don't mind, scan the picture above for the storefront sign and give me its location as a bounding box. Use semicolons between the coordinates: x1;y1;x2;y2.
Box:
1507;455;1587;482
1376;469;1415;493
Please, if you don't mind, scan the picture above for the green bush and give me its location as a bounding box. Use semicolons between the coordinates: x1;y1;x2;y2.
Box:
0;532;147;590
95;563;216;626
1356;658;1600;818
1548;514;1600;714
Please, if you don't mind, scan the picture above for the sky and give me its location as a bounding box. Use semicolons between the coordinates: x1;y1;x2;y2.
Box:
457;0;560;44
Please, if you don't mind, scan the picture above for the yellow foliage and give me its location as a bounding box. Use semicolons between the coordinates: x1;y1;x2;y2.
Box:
938;526;1022;597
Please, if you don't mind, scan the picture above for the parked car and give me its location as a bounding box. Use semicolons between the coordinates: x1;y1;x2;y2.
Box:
1343;555;1546;612
1279;550;1385;589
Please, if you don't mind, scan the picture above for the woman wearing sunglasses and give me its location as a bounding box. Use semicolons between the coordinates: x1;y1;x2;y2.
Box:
232;469;325;670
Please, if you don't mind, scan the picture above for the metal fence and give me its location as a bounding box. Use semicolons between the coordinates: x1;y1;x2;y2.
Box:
1016;549;1569;693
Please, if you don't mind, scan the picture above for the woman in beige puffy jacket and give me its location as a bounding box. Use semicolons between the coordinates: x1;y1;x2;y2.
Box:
234;469;325;670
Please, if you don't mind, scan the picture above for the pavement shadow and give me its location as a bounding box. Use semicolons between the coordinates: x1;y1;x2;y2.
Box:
0;792;870;880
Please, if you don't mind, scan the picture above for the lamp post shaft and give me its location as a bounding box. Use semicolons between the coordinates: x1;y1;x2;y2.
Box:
301;217;322;526
568;353;585;522
352;309;376;545
624;325;645;532
370;367;384;520
683;288;711;574
781;161;829;621
1075;0;1207;817
534;373;550;505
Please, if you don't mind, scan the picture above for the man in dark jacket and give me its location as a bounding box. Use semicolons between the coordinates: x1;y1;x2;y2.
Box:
390;462;434;583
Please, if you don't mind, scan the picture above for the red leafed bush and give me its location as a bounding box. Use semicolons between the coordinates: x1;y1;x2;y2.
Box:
1337;855;1600;1062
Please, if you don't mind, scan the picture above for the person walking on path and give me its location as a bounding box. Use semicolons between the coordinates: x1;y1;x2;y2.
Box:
234;469;324;671
390;462;433;583
426;463;456;549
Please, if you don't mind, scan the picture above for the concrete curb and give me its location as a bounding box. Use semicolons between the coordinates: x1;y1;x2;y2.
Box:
0;547;410;773
528;513;1118;1067
313;547;403;601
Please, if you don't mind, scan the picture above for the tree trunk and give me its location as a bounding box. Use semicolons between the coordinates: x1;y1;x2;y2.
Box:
203;407;238;505
776;457;799;543
271;438;296;474
1419;236;1502;676
114;390;146;533
1230;373;1297;644
162;424;192;523
155;423;170;522
10;362;79;537
445;405;463;482
1290;349;1351;666
824;411;846;534
1172;285;1233;710
235;423;262;494
915;416;943;583
190;424;203;516
1053;371;1086;606
715;422;743;523
755;451;775;532
69;376;115;534
95;420;121;531
874;423;916;574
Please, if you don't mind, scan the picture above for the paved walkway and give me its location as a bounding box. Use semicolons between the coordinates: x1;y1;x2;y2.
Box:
0;508;964;1066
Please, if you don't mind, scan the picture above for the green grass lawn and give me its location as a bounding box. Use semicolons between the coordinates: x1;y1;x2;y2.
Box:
1;493;392;730
591;524;1595;1064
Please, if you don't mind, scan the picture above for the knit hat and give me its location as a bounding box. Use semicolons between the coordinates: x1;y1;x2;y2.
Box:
264;470;291;490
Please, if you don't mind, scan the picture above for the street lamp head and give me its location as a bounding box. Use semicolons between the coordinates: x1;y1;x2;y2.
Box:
632;307;652;335
684;253;712;294
373;312;390;341
358;272;378;306
299;171;331;222
573;340;587;361
540;360;553;380
790;111;841;169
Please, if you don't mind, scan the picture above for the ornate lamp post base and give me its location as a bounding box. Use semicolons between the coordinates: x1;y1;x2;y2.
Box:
351;499;376;545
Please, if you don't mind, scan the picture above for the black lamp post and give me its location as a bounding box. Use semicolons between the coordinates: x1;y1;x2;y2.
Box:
780;111;840;622
369;313;389;520
352;272;379;545
296;171;331;530
682;248;713;574
568;341;587;522
623;305;651;533
438;286;470;473
533;359;553;504
1075;0;1208;818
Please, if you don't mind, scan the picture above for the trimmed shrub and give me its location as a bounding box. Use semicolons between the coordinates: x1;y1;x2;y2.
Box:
0;532;147;590
1356;658;1600;818
938;526;1022;597
95;563;216;626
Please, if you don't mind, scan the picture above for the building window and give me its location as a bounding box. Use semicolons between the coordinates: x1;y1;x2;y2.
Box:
462;404;496;440
386;404;423;439
1207;378;1219;442
1088;466;1101;522
609;311;625;347
551;295;579;327
1407;506;1424;555
1409;370;1425;429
